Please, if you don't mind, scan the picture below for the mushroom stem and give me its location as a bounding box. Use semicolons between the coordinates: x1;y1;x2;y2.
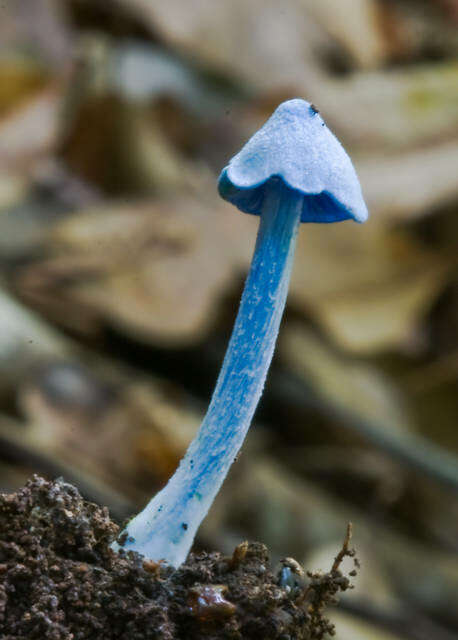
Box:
114;182;302;567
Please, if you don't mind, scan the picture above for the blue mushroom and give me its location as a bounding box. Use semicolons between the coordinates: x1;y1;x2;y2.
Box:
113;98;368;567
219;100;367;224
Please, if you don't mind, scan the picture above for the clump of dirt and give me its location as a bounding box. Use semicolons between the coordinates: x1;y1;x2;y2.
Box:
0;476;357;639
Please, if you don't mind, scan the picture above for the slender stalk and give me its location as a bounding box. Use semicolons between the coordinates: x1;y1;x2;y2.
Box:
114;182;303;567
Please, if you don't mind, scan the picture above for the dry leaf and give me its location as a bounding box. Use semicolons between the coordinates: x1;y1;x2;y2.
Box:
318;62;458;151
125;0;327;90
17;196;255;343
289;223;449;353
358;141;458;221
302;0;387;69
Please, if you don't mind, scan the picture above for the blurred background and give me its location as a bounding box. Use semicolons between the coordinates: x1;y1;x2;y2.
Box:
0;0;457;638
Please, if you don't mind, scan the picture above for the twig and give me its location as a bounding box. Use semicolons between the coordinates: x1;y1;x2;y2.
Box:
331;522;353;573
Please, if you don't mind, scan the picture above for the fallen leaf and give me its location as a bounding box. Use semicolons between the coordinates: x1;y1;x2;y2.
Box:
357;141;458;221
125;0;327;90
290;223;450;353
302;0;387;69
17;196;255;344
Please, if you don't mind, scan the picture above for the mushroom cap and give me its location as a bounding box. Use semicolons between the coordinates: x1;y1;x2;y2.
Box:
218;99;368;224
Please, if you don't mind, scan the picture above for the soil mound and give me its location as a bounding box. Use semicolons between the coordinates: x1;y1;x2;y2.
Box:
0;476;354;639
